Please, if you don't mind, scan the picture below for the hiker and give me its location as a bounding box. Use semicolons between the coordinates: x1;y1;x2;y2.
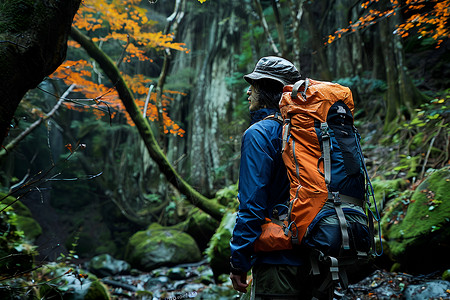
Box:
229;56;309;299
230;57;375;300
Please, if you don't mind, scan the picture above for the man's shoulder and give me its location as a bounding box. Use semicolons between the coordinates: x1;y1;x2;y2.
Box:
244;119;281;141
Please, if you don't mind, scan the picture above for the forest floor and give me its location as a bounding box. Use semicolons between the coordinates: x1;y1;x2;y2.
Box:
99;259;450;300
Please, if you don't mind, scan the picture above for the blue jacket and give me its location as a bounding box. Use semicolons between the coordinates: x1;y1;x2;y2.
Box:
230;108;304;273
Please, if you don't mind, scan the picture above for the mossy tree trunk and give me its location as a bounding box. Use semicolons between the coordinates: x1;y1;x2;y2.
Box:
69;27;226;221
0;0;82;146
378;3;429;129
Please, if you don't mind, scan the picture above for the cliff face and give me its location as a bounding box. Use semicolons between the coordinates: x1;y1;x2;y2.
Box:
166;0;248;195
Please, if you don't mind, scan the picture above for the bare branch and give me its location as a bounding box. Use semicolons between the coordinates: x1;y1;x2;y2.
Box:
253;0;281;56
0;84;75;159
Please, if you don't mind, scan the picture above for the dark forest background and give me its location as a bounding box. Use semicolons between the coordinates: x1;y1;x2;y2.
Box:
0;0;449;298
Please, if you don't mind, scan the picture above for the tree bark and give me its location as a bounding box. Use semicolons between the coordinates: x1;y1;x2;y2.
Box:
379;8;429;129
69;27;225;221
287;0;306;70
0;0;82;146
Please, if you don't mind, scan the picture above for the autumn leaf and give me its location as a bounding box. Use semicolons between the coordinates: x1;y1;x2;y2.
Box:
65;144;73;153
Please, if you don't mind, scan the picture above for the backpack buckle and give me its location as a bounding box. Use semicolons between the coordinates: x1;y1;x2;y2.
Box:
331;192;341;206
320;122;330;140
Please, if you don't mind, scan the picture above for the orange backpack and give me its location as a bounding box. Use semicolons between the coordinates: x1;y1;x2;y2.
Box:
255;79;380;256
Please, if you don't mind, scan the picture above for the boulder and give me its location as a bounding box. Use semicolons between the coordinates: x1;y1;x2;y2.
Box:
382;167;450;273
88;254;130;277
125;223;201;271
205;210;236;281
183;208;219;251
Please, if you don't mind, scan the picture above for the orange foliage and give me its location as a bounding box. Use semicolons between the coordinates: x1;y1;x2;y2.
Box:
326;0;449;47
50;0;187;137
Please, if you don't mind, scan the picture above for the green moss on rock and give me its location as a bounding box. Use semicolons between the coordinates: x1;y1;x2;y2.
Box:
16;215;42;241
125;223;201;271
371;178;408;209
85;280;110;300
205;210;236;280
184;208;219;250
382;167;450;272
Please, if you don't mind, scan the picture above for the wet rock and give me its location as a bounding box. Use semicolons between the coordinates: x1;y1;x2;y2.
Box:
167;267;187;280
125;223;201;271
37;263;110;300
342;269;450;300
88;254;131;277
404;280;450;300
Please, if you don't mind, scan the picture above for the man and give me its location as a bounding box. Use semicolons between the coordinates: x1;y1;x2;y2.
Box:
229;57;313;299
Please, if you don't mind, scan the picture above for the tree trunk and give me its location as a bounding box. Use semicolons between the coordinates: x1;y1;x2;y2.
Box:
378;9;429;129
69;27;225;221
288;0;306;70
304;2;332;80
0;0;82;146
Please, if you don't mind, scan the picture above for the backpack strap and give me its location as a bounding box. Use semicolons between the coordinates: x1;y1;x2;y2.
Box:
329;192;351;251
263;112;283;124
327;192;363;207
320;122;332;185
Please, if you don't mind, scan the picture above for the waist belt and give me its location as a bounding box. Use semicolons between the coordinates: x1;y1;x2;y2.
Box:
328;192;363;207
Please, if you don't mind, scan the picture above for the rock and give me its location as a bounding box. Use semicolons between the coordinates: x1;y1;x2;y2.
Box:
38;263;110;300
184;208;219;251
343;269;450;300
371;178;408;209
167;267;187;280
125;223;201;271
404;280;450;300
0;194;42;242
205;210;236;281
382;167;450;273
88;254;131;277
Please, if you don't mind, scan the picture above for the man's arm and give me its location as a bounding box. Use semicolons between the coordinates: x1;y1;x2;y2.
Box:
229;125;276;290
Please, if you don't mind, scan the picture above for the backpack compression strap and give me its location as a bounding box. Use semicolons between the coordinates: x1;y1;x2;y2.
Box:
320;122;332;185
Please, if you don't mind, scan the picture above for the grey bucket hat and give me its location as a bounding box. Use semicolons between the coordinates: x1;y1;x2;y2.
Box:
244;56;301;86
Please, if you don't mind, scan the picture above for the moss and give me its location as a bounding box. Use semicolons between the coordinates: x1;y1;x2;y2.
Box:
0;193;32;217
85;280;110;300
371;178;408;209
442;269;450;282
215;183;239;208
205;210;236;279
384;167;450;258
125;224;201;270
184;208;219;250
15;215;42;241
